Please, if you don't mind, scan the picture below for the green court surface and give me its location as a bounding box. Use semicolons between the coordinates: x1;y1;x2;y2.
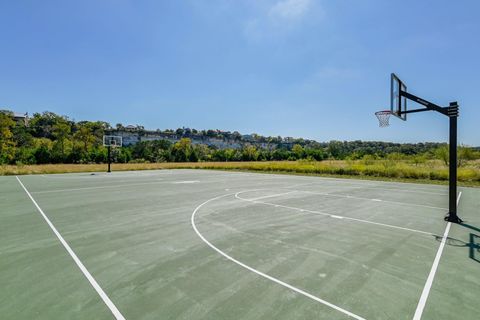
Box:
1;170;479;320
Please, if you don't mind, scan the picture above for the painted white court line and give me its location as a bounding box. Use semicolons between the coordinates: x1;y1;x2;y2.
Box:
172;180;200;184
295;177;447;195
16;176;126;320
31;180;168;194
330;184;445;196
32;175;250;195
191;193;366;320
412;191;462;320
236;191;433;236
297;190;447;211
38;169;185;179
354;185;446;196
249;191;298;201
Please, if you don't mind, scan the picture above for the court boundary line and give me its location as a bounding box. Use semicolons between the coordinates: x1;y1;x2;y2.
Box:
295;180;447;196
191;193;366;320
32;178;227;194
15;176;126;320
294;190;447;211
31;175;273;195
194;168;452;192
235;190;434;236
31;170;448;199
31;180;167;194
412;191;462;320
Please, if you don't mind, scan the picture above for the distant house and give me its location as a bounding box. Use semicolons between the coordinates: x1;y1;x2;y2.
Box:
125;125;137;131
10;112;29;126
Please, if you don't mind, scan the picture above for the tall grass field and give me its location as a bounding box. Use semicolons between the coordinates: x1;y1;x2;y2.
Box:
2;159;480;187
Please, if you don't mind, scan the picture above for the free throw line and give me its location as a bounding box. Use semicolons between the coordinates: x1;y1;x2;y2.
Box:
16;176;126;320
412;191;462;320
191;193;366;320
296;190;446;211
235;191;433;236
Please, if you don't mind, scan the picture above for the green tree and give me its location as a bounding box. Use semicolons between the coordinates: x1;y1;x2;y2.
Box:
0;112;16;164
225;148;237;161
458;146;476;167
328;141;346;159
74;123;96;157
435;146;449;166
12;123;33;148
29;112;72;139
305;148;326;161
172;138;193;162
193;144;210;161
52;120;72;159
77;121;108;146
242;145;258;161
292;144;304;159
32;138;53;164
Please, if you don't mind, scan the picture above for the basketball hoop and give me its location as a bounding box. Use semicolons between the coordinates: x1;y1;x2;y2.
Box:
103;135;122;147
103;135;122;173
375;110;392;127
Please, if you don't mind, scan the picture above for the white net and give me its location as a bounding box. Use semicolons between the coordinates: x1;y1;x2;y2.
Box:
375;110;392;128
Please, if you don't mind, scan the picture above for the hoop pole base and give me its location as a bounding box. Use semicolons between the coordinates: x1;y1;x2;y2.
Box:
444;213;463;223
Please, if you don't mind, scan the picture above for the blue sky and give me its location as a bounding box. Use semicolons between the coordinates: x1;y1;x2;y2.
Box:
1;0;479;145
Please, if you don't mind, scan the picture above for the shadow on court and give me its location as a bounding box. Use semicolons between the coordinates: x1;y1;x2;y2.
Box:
459;222;480;233
458;223;480;263
435;225;480;264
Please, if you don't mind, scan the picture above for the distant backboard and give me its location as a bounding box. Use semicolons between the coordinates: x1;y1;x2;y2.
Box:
391;73;407;120
103;135;122;147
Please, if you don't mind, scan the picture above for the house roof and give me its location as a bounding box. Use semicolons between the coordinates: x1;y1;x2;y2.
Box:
13;112;27;118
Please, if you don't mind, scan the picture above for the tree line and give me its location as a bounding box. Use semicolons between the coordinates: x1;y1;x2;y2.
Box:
1;110;478;165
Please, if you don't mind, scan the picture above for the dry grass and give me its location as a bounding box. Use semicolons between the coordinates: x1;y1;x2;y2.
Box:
0;163;193;175
2;160;480;187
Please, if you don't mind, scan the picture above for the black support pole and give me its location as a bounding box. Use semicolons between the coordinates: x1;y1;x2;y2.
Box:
445;102;462;223
397;80;462;223
107;145;111;173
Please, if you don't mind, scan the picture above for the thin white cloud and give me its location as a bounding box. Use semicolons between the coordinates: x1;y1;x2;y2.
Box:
243;0;322;41
268;0;312;21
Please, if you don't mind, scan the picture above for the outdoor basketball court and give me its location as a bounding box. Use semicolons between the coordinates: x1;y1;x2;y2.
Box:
1;169;479;319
